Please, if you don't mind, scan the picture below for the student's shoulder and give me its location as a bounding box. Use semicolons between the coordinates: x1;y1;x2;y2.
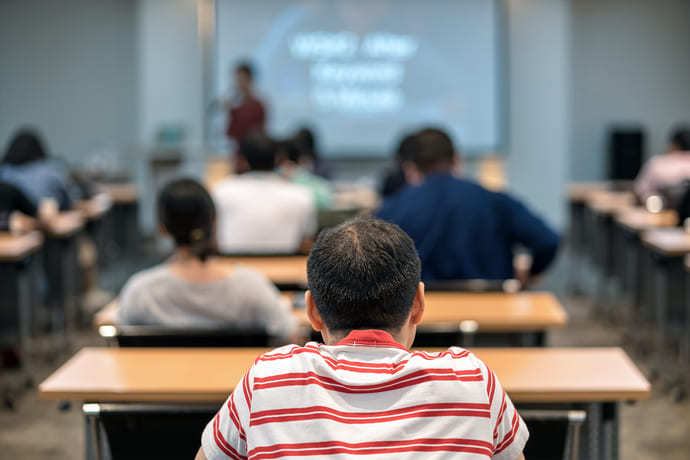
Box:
411;347;490;374
251;343;320;369
121;264;170;295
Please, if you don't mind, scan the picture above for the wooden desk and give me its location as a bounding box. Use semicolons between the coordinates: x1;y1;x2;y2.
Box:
641;227;690;257
75;193;112;222
97;183;139;205
291;291;567;334
39;346;648;403
615;207;677;233
217;255;308;288
0;231;43;262
39;346;649;460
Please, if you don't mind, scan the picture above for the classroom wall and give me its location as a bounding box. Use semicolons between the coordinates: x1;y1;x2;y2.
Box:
570;0;690;181
0;0;137;166
505;0;570;228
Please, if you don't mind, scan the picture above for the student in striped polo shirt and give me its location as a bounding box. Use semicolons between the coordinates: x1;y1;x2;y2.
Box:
197;217;528;460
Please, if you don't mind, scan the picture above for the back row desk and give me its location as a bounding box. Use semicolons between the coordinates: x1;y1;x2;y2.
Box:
40;346;650;460
96;291;568;347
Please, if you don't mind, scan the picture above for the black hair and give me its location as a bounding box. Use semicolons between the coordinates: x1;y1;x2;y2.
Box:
279;137;301;164
307;217;421;333
394;133;420;165
3;129;49;166
669;126;690;151
158;178;216;262
413;128;457;174
294;127;319;161
239;131;277;171
235;61;254;80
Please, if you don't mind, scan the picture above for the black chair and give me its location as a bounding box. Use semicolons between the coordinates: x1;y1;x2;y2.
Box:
521;409;586;460
83;403;217;460
99;324;275;347
424;278;522;293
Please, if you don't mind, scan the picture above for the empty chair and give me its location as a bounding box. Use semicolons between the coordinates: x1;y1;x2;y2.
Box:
83;403;217;460
521;409;587;460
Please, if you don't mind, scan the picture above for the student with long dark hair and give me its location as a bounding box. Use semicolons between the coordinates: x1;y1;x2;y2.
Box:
1;129;74;210
117;178;296;338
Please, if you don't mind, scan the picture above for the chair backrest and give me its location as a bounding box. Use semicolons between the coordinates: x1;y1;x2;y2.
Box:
99;325;274;347
521;409;587;460
83;403;216;460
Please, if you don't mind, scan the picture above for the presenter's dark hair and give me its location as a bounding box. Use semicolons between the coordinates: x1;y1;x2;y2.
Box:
670;126;690;151
158;178;216;262
413;128;456;174
3;129;49;166
307;217;421;332
235;61;254;79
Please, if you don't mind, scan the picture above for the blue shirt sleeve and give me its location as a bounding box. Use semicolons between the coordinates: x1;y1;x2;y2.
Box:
495;193;560;275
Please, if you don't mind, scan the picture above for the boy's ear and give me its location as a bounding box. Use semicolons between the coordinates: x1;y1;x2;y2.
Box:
409;282;425;325
305;291;324;332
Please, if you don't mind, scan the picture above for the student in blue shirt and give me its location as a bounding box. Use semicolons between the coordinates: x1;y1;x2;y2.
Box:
377;128;559;283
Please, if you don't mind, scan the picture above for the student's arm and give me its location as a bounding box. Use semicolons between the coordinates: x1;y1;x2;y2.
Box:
194;447;207;460
498;193;560;277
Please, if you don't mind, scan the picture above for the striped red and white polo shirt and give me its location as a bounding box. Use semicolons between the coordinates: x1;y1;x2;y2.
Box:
201;329;528;460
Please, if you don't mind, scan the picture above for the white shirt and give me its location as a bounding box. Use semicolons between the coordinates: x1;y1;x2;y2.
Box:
117;264;296;339
634;151;690;200
202;329;528;460
213;173;317;254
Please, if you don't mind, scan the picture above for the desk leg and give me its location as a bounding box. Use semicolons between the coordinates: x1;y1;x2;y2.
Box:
602;402;619;460
653;257;668;380
624;236;638;344
587;402;601;460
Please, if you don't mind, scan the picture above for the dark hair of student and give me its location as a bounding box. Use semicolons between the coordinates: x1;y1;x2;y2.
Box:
239;131;276;171
158;178;216;262
669;126;690;152
413;128;456;174
307;217;421;333
294;127;318;161
2;130;49;166
395;133;419;165
235;61;254;80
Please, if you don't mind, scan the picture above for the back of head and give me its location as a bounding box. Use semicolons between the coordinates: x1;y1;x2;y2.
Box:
294;127;317;161
307;217;421;333
669;126;690;151
3;129;48;166
413;128;456;175
158;178;216;262
239;131;277;171
394;133;420;165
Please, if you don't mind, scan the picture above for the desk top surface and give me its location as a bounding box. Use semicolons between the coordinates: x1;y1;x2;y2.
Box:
96;291;567;332
39;346;650;403
217;255;308;285
615;207;678;232
567;181;633;203
292;291;567;332
586;190;635;216
97;183;139;205
0;231;43;262
641;227;690;257
75;193;112;221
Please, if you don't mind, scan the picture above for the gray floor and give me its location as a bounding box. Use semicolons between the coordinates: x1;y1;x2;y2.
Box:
1;255;690;459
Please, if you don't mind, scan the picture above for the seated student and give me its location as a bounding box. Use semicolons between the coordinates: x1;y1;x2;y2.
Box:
196;217;527;460
293;127;332;180
1;129;75;211
277;137;333;210
634;126;690;202
380;132;417;197
0;181;37;232
213;131;317;254
377;128;559;283
117;178;296;340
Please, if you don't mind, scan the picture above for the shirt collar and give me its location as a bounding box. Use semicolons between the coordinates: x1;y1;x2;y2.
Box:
334;329;409;351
